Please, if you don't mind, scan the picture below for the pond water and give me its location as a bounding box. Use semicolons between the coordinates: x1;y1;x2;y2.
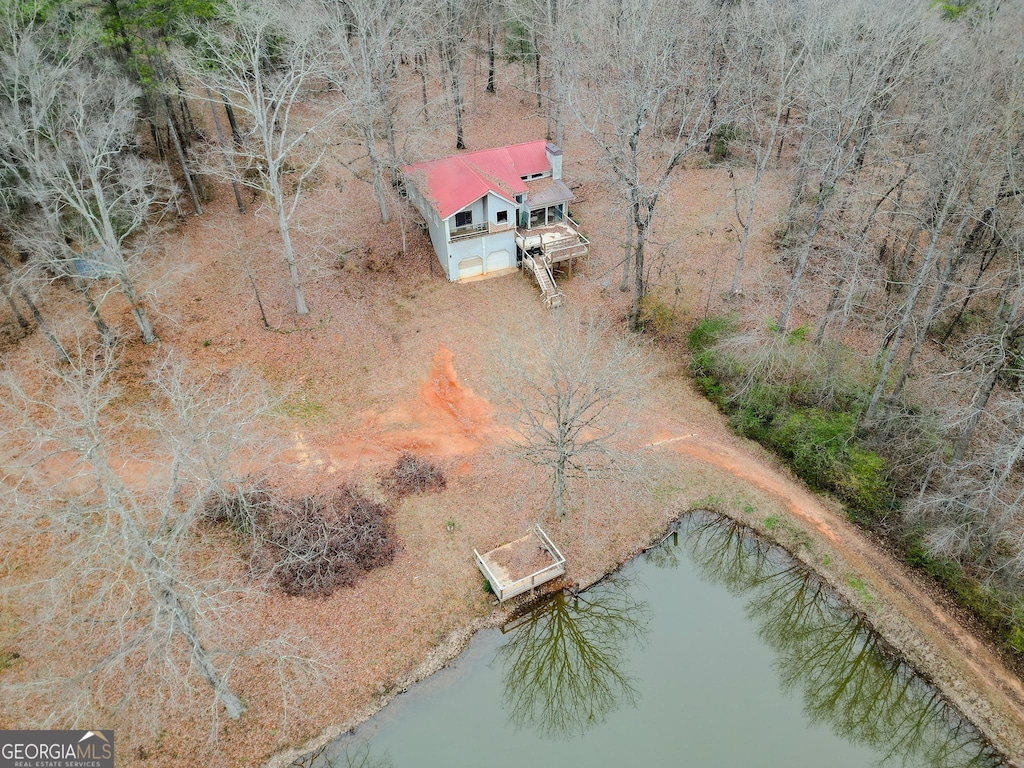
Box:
293;512;1003;768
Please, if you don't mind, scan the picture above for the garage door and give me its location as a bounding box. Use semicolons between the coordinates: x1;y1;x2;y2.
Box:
457;256;483;279
486;249;511;273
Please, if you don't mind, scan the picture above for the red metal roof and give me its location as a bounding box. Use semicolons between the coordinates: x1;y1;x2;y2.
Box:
402;141;551;220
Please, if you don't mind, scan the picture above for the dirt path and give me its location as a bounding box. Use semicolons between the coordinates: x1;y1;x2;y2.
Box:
657;433;1024;766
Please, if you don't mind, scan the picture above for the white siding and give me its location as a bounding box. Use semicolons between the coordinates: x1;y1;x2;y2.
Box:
405;181;448;276
404;179;517;281
485;192;515;226
445;230;516;281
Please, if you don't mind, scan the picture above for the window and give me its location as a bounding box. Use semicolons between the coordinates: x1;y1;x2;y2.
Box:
496;210;508;224
454;210;473;228
529;208;545;228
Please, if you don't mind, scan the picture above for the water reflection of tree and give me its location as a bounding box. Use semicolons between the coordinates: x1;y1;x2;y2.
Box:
292;741;392;768
497;573;650;740
678;513;1004;768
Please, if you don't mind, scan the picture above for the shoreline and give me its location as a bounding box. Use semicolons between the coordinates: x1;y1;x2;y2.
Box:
266;497;1024;768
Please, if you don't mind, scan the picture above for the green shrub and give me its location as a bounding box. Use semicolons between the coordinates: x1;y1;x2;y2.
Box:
685;315;1023;663
688;315;736;353
710;123;740;160
904;536;1024;656
763;408;892;521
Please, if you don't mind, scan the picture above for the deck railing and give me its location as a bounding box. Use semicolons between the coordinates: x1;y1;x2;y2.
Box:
503;526;566;599
475;525;566;602
449;222;487;241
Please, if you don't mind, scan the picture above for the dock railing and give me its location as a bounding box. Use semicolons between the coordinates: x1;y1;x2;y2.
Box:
475;524;566;602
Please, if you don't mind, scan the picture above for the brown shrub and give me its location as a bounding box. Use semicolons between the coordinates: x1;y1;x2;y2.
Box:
207;482;397;598
381;452;447;498
259;487;397;598
363;247;399;273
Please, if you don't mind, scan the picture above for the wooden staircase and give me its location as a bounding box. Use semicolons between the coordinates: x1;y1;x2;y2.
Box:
524;255;564;308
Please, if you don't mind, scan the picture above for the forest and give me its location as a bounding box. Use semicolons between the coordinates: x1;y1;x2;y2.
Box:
1;0;1023;764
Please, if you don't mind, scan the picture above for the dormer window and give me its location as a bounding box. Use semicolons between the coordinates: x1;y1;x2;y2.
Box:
454;211;473;228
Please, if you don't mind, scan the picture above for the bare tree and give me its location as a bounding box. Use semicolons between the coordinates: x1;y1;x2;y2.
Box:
908;400;1024;585
565;0;720;331
863;41;1006;422
774;0;928;332
492;312;647;519
0;7;170;346
723;0;807;295
326;0;421;224
0;347;283;726
187;0;337;316
506;0;577;146
44;70;174;345
430;0;473;149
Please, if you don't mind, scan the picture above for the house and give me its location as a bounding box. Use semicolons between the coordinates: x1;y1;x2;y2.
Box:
401;141;589;299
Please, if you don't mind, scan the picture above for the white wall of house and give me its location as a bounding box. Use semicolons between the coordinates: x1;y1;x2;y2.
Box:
405;180;518;281
485;192;514;227
445;230;516;280
449;197;485;233
441;192;516;281
405;182;448;275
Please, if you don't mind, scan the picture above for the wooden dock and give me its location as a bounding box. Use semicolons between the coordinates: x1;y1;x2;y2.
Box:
475;525;566;602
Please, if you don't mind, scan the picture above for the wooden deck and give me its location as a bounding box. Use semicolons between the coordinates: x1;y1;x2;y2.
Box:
475;525;566;602
515;220;590;264
516;218;589;309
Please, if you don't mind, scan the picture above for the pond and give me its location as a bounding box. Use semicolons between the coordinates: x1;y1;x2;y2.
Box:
292;512;1003;768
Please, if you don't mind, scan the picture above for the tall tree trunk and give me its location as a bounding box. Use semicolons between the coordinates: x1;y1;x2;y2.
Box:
443;39;466;150
952;365;1001;464
890;229;968;401
977;431;1024;566
415;53;429;120
364;122;390;224
730;159;769;295
864;229;944;422
3;277;28;328
777;192;828;330
533;31;542;111
144;553;246;720
941;236;999;344
161;91;203;216
221;90;242;144
628;200;649;332
553;458;566;519
486;26;496;94
951;279;1024;462
119;275;157;344
781;127;812;239
73;278;115;345
271;178;309;316
620;207;633;292
205;86;246;214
